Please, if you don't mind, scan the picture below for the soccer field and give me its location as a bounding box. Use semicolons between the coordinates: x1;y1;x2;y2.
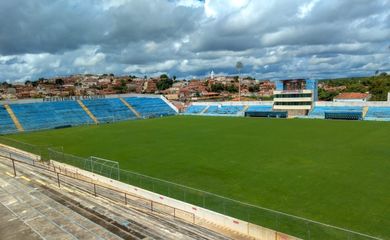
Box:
5;116;390;238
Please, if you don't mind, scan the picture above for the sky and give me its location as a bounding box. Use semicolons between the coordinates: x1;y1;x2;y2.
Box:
0;0;389;82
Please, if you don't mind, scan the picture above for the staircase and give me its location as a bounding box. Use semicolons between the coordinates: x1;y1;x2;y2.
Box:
3;104;24;132
362;106;369;118
119;97;141;118
200;105;210;114
77;100;99;124
0;155;240;240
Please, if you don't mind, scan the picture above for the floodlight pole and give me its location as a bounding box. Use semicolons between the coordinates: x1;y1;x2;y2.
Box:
239;70;241;101
236;61;243;102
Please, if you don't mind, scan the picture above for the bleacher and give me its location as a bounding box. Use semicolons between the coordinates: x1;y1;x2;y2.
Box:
308;106;363;119
184;104;276;116
82;98;136;122
10;101;92;131
365;107;390;121
0;96;176;134
0;106;17;134
205;105;244;115
185;105;207;114
246;105;273;112
123;97;176;118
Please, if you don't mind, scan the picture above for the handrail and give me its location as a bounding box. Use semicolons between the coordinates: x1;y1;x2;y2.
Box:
0;150;196;225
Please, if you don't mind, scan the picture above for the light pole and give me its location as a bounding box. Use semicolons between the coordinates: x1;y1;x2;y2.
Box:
236;61;243;101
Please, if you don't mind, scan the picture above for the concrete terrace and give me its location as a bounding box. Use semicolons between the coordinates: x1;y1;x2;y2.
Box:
0;156;251;240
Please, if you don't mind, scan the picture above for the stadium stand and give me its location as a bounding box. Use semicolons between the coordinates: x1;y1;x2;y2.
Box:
77;100;99;124
0;95;176;134
205;105;244;115
186;105;207;114
82;98;137;123
365;107;390;121
10;101;92;131
123;97;176;118
184;103;275;116
0;105;17;134
119;97;141;117
308;106;363;119
246;105;273;112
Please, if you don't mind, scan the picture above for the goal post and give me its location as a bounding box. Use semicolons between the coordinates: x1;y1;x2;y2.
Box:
89;156;120;180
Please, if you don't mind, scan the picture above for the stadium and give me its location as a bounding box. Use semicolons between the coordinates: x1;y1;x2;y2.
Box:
0;79;388;240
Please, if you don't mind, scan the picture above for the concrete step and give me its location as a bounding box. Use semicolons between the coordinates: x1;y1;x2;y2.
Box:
0;157;251;240
0;166;121;240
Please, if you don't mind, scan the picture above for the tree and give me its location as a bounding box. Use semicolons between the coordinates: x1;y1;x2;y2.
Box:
1;82;11;88
173;75;177;81
157;74;173;90
55;78;64;86
248;85;259;92
318;88;339;101
113;80;128;93
369;76;390;100
160;74;169;80
113;85;127;93
344;83;367;93
24;80;31;86
210;83;225;92
226;84;238;93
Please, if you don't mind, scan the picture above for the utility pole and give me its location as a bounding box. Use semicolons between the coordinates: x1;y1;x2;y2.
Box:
236;61;243;101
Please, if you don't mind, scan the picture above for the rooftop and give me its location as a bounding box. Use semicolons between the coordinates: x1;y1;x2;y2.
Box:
334;92;370;99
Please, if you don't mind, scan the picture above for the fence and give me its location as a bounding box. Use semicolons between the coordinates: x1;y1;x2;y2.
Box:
0;145;195;225
0;137;383;240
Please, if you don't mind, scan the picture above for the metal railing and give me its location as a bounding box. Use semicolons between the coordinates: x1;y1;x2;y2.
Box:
0;138;384;240
0;146;195;225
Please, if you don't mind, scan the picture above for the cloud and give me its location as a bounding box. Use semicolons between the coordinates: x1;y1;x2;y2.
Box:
74;47;106;67
0;0;389;82
297;0;320;19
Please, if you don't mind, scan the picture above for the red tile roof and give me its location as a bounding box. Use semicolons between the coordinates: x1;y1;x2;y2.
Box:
334;92;370;99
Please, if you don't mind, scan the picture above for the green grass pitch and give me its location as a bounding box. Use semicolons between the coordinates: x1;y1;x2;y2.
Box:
6;116;390;238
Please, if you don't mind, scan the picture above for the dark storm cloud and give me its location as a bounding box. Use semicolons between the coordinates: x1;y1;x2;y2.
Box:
0;0;389;82
0;0;106;55
0;0;202;55
104;1;202;45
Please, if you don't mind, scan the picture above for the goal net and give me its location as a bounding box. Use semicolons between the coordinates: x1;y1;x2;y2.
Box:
86;156;120;180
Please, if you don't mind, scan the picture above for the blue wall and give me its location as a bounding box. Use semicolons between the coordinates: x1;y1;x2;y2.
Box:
275;80;284;91
306;79;318;101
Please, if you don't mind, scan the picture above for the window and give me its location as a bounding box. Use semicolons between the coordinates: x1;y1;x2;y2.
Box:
274;93;312;98
274;101;312;106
